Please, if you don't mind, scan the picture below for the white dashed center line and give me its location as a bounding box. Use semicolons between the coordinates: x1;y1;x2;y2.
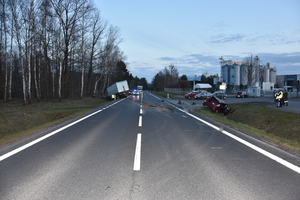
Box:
138;116;142;127
133;133;142;171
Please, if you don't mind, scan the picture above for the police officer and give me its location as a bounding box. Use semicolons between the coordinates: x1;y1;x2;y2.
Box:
276;90;284;107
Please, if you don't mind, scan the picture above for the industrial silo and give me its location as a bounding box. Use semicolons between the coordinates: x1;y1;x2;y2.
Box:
264;66;270;82
234;64;240;86
240;64;248;85
221;64;229;83
269;68;277;84
228;65;235;85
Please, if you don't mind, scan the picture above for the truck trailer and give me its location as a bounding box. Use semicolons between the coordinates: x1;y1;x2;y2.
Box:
107;80;129;99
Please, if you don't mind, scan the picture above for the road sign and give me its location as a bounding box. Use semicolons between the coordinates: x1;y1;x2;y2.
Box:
187;75;201;81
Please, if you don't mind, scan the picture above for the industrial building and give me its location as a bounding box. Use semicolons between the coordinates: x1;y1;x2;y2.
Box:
276;74;300;92
219;56;276;92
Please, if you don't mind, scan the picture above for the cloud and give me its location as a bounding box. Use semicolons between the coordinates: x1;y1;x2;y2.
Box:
209;34;245;43
245;32;300;46
258;52;300;64
158;57;177;61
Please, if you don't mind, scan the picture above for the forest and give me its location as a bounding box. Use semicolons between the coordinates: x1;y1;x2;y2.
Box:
0;0;143;104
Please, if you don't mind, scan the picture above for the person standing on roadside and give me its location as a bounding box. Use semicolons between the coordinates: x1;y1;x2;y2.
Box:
276;90;284;107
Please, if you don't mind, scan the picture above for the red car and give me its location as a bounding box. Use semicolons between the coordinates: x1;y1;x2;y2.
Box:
203;96;233;115
184;91;200;98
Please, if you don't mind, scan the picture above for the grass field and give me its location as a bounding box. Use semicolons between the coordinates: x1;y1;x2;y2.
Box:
197;104;300;152
0;97;108;146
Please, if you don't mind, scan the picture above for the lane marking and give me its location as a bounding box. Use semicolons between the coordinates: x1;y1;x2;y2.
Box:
156;95;300;175
133;133;142;171
0;99;126;162
138;116;142;127
140;108;143;114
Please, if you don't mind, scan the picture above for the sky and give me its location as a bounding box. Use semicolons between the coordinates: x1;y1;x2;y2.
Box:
94;0;300;83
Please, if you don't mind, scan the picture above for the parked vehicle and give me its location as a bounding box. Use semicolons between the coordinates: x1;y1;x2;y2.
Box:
209;92;227;99
184;91;200;98
236;91;248;98
194;91;211;99
203;96;233;116
107;80;129;99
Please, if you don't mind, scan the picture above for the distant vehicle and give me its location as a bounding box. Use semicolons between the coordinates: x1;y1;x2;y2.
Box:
184;91;200;98
236;91;248;98
131;89;139;95
137;85;143;91
203;96;233;116
107;80;129;99
194;91;211;99
209;92;227;99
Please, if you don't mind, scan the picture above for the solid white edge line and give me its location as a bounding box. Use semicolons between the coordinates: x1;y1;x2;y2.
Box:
139;116;142;127
164;100;300;174
0;99;126;162
134;133;142;171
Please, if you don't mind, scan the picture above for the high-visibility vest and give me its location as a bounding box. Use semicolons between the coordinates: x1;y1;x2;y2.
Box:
276;91;283;99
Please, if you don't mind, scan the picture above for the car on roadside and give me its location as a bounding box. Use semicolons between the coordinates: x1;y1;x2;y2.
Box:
203;96;232;115
194;91;212;99
209;92;227;99
184;91;200;98
236;91;248;98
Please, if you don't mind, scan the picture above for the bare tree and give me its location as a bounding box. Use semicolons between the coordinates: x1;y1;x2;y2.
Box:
8;11;13;101
9;0;28;105
168;64;179;84
92;25;124;97
1;0;8;102
86;11;107;96
1;0;126;101
244;54;261;87
78;3;95;98
39;0;53;99
50;0;94;99
25;0;36;104
79;14;86;98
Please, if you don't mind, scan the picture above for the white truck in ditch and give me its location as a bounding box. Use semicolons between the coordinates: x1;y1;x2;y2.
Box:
107;80;129;99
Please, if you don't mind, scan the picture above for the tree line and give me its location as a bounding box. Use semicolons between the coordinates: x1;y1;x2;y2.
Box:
0;0;140;104
151;64;218;91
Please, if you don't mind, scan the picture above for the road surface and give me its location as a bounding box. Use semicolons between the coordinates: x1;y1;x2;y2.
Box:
1;91;300;199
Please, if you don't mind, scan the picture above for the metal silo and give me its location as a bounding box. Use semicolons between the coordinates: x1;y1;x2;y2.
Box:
269;68;277;84
240;64;247;85
234;64;240;86
264;66;270;82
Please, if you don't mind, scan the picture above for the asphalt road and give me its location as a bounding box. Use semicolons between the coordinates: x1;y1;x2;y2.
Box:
1;91;300;199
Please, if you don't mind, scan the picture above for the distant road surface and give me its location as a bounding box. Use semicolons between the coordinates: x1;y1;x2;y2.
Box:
1;91;300;199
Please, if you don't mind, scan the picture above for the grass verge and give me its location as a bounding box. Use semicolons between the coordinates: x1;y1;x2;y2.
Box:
0;97;109;147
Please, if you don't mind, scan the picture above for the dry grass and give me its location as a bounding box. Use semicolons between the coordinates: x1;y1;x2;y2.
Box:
197;104;300;152
0;97;109;146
